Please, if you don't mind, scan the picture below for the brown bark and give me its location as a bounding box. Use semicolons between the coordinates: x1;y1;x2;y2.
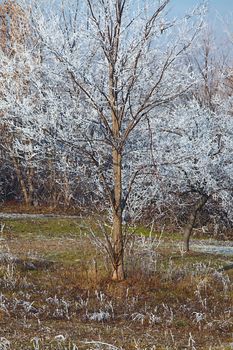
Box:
112;150;125;280
12;157;31;206
112;209;125;280
111;113;125;279
27;166;35;205
183;194;209;252
109;34;125;279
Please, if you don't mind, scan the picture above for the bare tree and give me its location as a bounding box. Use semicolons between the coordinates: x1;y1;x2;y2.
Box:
29;0;205;280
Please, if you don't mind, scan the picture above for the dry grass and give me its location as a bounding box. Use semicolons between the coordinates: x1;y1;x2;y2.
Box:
0;218;232;349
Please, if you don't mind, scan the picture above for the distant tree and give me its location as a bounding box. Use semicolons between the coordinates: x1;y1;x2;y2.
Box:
187;28;226;110
0;0;40;205
152;99;233;251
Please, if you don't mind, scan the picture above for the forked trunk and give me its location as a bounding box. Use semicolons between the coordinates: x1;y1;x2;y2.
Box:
183;194;209;252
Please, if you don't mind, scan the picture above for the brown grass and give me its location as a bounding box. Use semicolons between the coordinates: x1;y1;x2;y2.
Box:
0;218;232;349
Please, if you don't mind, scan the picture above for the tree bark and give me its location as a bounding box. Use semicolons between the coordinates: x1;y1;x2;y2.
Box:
26;166;35;205
112;149;125;281
109;45;125;279
183;194;209;252
12;156;32;206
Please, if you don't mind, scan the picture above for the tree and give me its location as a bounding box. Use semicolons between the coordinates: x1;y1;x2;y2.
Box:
152;99;233;251
0;0;43;206
26;0;205;280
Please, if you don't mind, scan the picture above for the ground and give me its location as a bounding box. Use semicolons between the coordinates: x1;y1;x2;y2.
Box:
0;217;232;349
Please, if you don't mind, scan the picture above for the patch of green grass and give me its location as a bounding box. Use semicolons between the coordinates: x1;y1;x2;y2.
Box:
2;218;216;243
3;218;93;238
131;225;182;240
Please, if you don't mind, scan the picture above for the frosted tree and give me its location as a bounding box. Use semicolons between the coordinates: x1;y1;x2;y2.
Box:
2;0;204;279
152;99;233;251
0;0;72;207
0;48;45;205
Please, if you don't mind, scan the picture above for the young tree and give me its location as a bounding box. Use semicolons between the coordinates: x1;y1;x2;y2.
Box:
27;0;205;280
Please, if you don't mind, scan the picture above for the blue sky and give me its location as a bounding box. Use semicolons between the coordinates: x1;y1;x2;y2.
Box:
169;0;232;44
170;0;233;17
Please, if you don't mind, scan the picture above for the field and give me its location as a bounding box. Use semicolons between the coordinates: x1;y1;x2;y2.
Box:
0;217;232;349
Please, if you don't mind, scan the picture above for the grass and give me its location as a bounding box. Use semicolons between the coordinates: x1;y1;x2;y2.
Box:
2;218;88;238
0;216;232;349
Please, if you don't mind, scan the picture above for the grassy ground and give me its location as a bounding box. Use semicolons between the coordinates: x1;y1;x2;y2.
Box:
0;217;232;349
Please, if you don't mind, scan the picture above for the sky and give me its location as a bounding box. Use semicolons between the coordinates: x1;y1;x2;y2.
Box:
169;0;233;46
170;0;233;17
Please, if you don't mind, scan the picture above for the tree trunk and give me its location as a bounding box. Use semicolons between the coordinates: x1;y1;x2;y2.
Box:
110;51;125;280
112;209;125;281
26;166;35;205
183;194;209;252
111;149;125;281
12;157;31;206
63;171;71;208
